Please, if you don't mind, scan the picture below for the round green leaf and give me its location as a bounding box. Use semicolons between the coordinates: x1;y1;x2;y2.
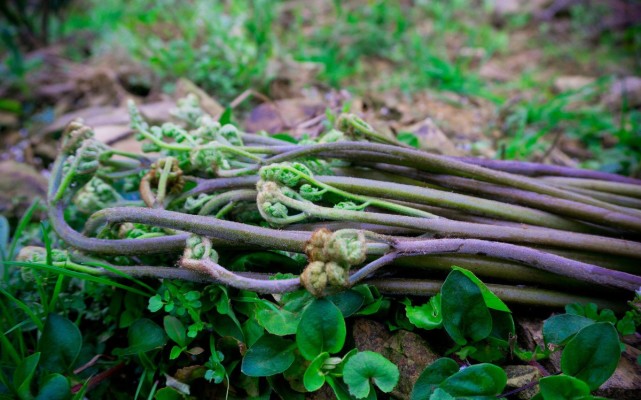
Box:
39;314;82;373
439;363;507;396
304;352;330;392
543;314;594;345
113;318;167;356
296;298;346;360
241;334;296;377
561;322;621;390
343;351;400;399
35;373;70;400
441;269;492;345
411;358;460;400
538;375;591;400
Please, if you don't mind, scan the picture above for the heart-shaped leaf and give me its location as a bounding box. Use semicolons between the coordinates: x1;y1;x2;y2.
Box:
561;322;621;390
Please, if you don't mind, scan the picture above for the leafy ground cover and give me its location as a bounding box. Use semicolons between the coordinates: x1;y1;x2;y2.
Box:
1;0;641;399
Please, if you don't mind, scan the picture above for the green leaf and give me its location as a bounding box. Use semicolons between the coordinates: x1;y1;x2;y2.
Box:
241;334;296;377
451;267;510;312
616;311;637;336
218;107;232;125
429;388;455;400
39;314;82;373
561;322;621;390
489;309;515;341
35;373;70;400
439;363;507;396
543;314;594;345
164;316;187;347
406;294;443;330
271;133;299;143
343;351;400;399
565;303;616;324
148;295;164;312
411;358;460;400
296;298;346;360
169;346;183;360
267;375;305;400
538;375;591;400
154;387;184;400
14;352;40;400
326;375;356;400
112;318;167;356
303;352;330;392
242;318;265;347
397;132;420;148
441;269;492;345
255;305;300;336
327;290;365;317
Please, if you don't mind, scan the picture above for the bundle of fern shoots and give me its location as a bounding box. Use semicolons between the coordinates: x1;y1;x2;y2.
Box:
44;95;641;310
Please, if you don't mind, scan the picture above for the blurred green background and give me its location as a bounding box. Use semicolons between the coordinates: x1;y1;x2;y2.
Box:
2;0;640;174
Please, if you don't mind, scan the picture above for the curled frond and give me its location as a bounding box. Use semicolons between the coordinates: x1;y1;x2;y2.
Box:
61;119;95;155
334;201;363;211
262;201;289;219
299;183;325;201
304;228;332;263
326;229;367;266
259;162;313;187
73;177;120;214
299;261;327;297
183;235;219;262
218;124;243;146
